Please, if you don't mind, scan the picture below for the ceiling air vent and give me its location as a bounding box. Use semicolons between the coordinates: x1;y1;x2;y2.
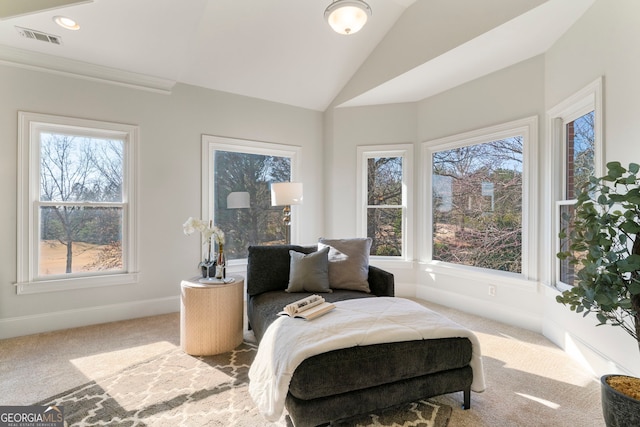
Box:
15;26;62;45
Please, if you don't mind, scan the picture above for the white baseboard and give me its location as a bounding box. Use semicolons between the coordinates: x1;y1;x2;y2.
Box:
0;296;180;340
544;318;636;377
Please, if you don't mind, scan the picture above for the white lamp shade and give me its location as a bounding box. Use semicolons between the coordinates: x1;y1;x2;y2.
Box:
271;182;303;206
325;0;371;35
227;191;250;209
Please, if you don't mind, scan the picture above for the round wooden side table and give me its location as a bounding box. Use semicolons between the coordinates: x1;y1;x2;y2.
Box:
180;275;244;356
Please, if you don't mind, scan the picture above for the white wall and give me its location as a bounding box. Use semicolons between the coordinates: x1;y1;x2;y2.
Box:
415;56;546;332
332;0;546;106
324;103;417;296
0;65;323;339
542;0;640;377
326;56;546;328
325;0;640;377
325;103;417;238
4;0;640;378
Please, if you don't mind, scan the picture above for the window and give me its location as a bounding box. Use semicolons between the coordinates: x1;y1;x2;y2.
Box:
202;135;301;261
549;77;603;288
424;117;537;277
357;144;413;260
566;111;596;200
17;112;138;294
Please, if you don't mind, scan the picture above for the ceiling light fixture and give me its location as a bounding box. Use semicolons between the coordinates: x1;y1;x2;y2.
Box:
53;15;80;30
324;0;372;35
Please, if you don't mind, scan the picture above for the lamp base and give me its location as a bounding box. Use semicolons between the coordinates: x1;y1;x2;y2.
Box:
283;206;291;244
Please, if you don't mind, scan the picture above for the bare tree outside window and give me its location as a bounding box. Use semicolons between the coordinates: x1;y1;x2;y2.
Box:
213;150;291;260
39;133;124;276
432;137;523;272
367;157;403;256
560;110;595;286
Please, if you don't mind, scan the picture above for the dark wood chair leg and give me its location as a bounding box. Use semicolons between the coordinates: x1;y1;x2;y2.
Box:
463;387;471;409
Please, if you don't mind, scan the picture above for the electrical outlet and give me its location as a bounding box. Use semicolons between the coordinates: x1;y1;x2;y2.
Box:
488;285;497;297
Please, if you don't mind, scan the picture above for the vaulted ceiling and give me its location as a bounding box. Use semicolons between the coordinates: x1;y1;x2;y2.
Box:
0;0;595;111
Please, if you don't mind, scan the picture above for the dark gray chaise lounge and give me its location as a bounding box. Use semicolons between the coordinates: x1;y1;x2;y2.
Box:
247;245;473;427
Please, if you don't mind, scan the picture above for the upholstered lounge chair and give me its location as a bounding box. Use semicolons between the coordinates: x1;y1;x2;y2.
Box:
246;244;474;427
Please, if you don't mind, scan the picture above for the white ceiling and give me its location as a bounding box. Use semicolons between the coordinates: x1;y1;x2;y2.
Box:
340;0;596;108
0;0;594;111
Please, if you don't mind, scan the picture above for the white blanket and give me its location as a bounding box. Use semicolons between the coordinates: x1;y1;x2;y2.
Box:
248;297;486;421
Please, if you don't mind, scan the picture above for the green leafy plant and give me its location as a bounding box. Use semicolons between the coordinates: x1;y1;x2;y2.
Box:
557;161;640;348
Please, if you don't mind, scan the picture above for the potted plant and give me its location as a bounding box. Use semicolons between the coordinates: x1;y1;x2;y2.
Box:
557;161;640;426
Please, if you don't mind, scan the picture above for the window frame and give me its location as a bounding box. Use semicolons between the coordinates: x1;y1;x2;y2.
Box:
356;144;414;263
548;77;603;290
201;135;302;264
421;116;538;280
16;112;139;294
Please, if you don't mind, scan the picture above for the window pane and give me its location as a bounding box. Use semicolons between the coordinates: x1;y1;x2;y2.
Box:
367;157;402;205
367;207;402;256
566;111;595;199
213;151;291;260
432;137;523;272
558;203;582;286
40;206;123;276
40;133;124;203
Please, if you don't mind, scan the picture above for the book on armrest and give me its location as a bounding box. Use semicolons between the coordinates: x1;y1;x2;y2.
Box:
279;294;336;320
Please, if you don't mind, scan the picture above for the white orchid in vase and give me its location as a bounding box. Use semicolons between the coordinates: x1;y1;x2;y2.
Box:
182;217;225;278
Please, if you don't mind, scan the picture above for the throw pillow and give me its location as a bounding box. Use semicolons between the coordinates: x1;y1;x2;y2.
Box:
318;237;372;293
286;247;332;293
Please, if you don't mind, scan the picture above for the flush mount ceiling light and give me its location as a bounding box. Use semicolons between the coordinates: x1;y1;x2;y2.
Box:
324;0;372;35
53;15;80;30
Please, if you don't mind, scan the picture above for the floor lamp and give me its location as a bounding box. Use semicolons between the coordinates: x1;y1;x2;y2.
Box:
270;182;303;244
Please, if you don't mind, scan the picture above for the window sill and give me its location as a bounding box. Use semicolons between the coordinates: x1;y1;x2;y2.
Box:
418;260;537;290
553;281;572;293
15;273;139;295
370;258;415;270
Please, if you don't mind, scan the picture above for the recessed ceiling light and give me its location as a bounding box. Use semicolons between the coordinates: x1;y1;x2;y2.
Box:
53;16;80;31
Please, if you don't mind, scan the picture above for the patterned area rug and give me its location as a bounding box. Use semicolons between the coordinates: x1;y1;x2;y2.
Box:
37;342;451;426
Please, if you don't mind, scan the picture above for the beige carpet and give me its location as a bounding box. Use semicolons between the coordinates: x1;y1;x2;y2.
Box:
0;299;605;426
31;342;451;427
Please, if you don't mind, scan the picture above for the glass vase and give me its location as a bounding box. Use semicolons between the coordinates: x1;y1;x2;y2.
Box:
199;239;217;283
215;243;226;279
